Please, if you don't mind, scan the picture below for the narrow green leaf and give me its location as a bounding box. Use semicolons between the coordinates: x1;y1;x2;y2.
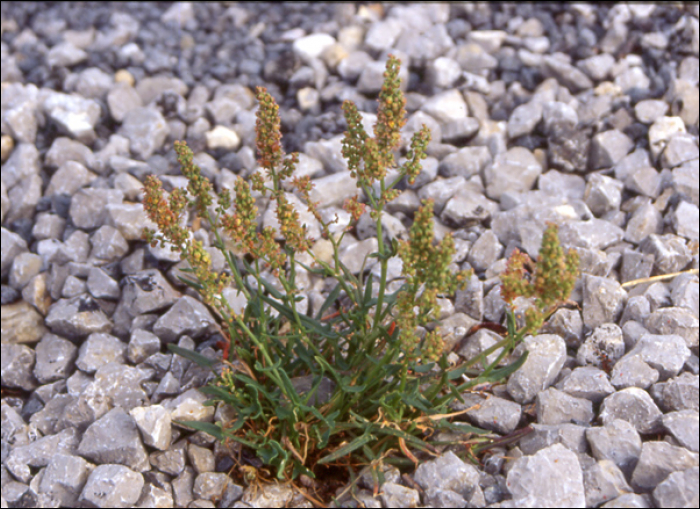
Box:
167;344;216;369
177;275;205;292
363;272;374;306
446;363;469;380
171;420;224;440
479;351;529;382
314;282;343;321
317;432;376;465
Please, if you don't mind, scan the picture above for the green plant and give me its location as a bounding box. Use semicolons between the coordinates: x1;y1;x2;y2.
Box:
142;55;579;495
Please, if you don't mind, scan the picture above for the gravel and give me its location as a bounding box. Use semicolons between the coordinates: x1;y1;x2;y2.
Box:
1;2;699;508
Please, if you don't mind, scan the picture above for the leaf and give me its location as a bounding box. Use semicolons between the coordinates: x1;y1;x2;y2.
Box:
257;440;291;479
315;282;343;321
167;344;217;369
317;432;376;465
171;420;224;440
177;275;205;292
363;272;374;307
478;351;529;383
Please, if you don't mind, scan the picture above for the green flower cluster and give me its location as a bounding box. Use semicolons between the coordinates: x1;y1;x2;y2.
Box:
500;223;579;334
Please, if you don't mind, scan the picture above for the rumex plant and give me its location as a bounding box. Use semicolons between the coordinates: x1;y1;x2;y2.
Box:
142;55;579;495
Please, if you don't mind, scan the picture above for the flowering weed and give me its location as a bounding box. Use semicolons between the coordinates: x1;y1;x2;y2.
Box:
143;55;579;497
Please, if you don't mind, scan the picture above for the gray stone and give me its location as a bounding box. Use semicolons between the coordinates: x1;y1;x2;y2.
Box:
418;176;465;214
45;296;112;339
439;146;491;179
455;42;498;75
626;164;662;198
600;387;664;434
90;225;129;261
541;308;584;349
621;295;652;326
440;117;480;144
69;188;124;230
364;18;403;52
119;107;169;160
652;372;699;413
337;51;373;81
42;91;101;143
75;333;127;374
77;406;149;472
672;160;699;207
422;89;469;124
584;174;624;217
307;172;358;209
663;410;699;453
427;57;463;89
667;79;699;127
634;99;669;124
670;273;699;318
615;66;651;102
557;366;615;403
621;250;655;284
661;133;699;169
47;41;88;67
127;329;161;367
8;252;42;290
0;181;8;224
542;54;593;93
649;116;686;161
577;53;616;81
519;423;588;455
34;333;78;384
38;453;93;507
590;129;634;170
646;307;699;349
5;173;41;224
441;177;499;227
587;418;643;477
558;219;625;251
152;295;218;343
641;234;693;274
627;333;691;380
457;328;503;368
673;200;699;242
507;101;543;139
32;213;66;241
610;352;660;390
5;427;79;483
507;443;585;507
453;393;522;435
507;334;567;404
107;83;143;122
414;451;480;498
467;230;503;272
484;147;542;200
379;482;420;508
454;274;483;320
631;441;699;491
536;387;595;425
86;268;120;301
0;343;37;391
582;275;627;329
79;464;144;508
581;457;634;509
627;202;664;244
396;24;454;64
577;323;625;370
538;170;586;201
653;467;699;509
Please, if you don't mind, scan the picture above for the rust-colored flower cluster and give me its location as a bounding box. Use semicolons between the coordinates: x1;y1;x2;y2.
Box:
500;223;579;334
